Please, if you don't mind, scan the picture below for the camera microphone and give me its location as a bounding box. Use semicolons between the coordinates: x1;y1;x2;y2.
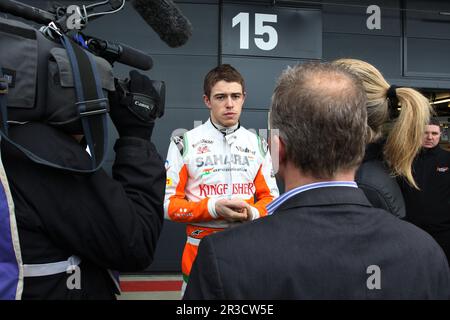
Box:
0;0;55;25
131;0;193;48
85;36;153;71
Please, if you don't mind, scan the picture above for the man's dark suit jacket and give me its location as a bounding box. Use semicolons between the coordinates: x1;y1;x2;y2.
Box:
184;187;450;299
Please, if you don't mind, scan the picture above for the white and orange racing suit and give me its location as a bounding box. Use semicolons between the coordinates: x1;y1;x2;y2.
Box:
164;119;279;292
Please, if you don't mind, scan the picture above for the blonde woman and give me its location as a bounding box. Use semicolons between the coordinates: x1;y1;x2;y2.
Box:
333;58;431;218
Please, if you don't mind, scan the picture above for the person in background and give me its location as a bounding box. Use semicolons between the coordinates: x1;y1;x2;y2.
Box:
333;58;432;218
184;62;450;299
164;64;279;294
399;118;450;265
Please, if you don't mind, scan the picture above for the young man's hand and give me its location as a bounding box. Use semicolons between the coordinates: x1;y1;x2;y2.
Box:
215;199;249;222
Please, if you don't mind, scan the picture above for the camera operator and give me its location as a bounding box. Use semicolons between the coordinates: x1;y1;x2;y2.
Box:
0;70;165;300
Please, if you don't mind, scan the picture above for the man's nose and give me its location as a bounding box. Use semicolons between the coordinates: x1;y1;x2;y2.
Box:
225;96;234;108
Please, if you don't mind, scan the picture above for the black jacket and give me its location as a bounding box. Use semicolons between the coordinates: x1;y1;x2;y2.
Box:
184;187;450;300
356;142;405;218
399;146;450;233
1;122;165;299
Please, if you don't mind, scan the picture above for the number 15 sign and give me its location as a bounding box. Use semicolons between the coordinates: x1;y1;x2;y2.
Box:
222;4;322;59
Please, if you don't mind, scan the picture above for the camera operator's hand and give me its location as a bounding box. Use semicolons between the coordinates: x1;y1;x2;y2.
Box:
109;70;164;140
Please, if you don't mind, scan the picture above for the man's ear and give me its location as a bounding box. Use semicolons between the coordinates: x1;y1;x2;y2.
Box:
203;95;211;110
269;134;286;175
271;135;286;162
278;135;287;164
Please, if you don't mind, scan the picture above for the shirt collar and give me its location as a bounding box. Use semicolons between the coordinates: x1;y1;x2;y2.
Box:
266;181;358;215
209;118;240;136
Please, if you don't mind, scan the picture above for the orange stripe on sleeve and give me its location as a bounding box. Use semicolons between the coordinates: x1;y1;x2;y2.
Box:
167;164;215;223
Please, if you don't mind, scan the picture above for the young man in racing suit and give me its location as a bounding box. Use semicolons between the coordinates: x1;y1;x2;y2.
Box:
164;64;279;293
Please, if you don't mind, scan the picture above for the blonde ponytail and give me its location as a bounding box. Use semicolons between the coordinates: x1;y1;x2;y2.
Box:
384;88;431;188
333;58;432;188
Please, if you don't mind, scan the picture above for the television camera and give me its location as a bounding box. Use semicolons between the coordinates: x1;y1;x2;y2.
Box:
0;0;192;172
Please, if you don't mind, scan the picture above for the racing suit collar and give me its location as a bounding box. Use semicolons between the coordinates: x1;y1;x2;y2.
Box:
209;118;240;136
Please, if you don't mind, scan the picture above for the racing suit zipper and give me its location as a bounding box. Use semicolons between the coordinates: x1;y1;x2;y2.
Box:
224;134;233;200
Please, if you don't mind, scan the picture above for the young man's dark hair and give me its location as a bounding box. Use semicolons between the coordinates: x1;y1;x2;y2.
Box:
203;64;245;98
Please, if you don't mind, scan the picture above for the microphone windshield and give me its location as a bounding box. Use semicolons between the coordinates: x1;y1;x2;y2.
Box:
131;0;193;48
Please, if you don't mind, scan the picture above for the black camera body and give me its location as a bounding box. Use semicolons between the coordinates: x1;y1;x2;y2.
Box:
0;14;165;173
0;16;165;135
1;17;61;121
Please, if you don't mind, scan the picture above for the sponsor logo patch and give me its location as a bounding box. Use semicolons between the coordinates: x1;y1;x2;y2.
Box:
437;167;449;173
236;146;256;155
175;208;193;218
196;154;250;167
190;229;204;237
199;183;255;197
197;145;210;154
192;139;214;148
201;168;214;177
